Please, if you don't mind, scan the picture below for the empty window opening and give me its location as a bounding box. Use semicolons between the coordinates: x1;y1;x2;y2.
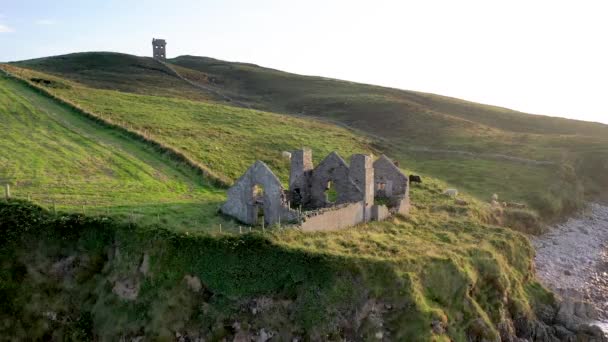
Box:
252;184;265;225
325;181;338;204
253;184;265;202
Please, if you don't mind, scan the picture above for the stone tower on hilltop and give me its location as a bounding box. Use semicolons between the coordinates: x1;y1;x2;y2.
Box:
152;38;167;60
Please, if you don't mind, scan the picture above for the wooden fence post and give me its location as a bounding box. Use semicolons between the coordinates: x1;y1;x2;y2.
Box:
4;184;10;200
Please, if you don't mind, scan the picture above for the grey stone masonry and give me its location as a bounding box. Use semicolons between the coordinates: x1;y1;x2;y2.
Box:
349;154;374;221
373;154;410;215
373;155;408;199
289;148;313;208
372;204;390;221
220;161;298;226
309;152;362;208
152;38;167;60
221;150;410;231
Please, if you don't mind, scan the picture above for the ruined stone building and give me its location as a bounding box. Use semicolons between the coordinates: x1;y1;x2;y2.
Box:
152;38;167;60
220;149;410;232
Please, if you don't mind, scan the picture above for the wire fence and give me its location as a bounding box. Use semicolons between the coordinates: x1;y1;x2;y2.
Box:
1;183;288;235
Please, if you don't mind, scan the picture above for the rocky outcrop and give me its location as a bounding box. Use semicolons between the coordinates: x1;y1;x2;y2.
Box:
533;203;608;336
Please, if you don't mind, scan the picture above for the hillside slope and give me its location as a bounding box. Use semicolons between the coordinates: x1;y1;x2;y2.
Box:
11;52;608;219
1;54;605;341
0;73;234;231
14;52;214;102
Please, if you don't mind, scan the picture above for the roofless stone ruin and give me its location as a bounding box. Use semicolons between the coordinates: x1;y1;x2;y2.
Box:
221;149;410;232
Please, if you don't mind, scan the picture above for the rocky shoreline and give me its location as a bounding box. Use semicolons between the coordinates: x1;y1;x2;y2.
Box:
533;203;608;333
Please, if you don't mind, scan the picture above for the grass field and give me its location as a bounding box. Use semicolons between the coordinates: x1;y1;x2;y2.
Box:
0;70;374;232
2;65;372;183
0;53;578;340
11;52;608;221
13;52;214;102
1;175;553;340
0;74;242;232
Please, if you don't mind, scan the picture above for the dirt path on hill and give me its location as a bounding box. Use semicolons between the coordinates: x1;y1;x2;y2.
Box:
156;60;253;109
532;203;608;331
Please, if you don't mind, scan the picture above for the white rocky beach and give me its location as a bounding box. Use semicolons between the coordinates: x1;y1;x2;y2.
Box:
533;203;608;332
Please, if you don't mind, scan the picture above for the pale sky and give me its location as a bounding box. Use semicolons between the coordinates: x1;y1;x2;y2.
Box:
1;0;607;124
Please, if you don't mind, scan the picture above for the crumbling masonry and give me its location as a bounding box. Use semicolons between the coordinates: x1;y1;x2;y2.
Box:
220;149;410;232
152;38;167;60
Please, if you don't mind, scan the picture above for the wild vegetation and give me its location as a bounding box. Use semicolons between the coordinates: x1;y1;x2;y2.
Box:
0;74;230;232
11;52;608;222
1;52;607;340
0;176;556;340
0;70;370;232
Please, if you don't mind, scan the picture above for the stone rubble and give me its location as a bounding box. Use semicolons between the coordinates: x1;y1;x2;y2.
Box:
533;203;608;331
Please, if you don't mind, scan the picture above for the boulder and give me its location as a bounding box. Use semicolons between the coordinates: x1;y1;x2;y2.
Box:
184;275;202;293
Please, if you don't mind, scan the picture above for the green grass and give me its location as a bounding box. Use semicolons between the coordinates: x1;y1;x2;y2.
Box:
3;65;372;183
12;52;608;221
0;54;568;340
12;52;213;102
0;69;373;232
0;178;553;340
0;74;239;232
165;55;608;217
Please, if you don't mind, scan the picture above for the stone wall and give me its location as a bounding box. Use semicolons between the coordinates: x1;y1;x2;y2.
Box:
372;204;390;221
350;154;374;221
221;150;411;232
299;202;365;232
310;152;362;208
221;161;298;226
373;155;408;198
289;148;313;207
393;197;410;216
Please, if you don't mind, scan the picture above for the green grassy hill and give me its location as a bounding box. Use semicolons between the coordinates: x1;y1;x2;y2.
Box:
0;69;369;232
12;52;216;101
10;52;608;220
0;73;230;231
168;55;608;138
0;52;601;340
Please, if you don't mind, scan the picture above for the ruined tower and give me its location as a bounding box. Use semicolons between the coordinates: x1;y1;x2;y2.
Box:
152;38;167;60
289;148;313;207
350;154;374;221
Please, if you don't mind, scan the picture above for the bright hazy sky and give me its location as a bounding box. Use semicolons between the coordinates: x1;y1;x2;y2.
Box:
1;0;607;124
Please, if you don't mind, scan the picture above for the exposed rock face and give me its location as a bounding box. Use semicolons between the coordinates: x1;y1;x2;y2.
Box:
533;203;608;339
112;277;139;301
556;299;599;331
139;253;150;276
533;204;608;326
184;275;202;293
50;255;78;279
